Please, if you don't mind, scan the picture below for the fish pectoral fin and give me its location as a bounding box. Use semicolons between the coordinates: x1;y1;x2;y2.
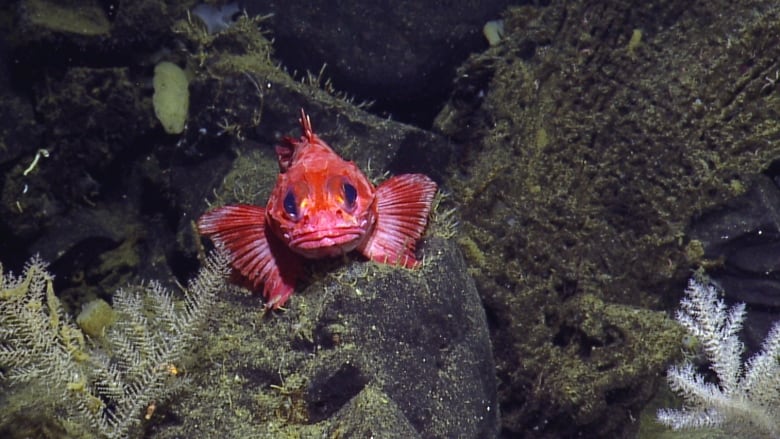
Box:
197;204;301;309
358;174;437;268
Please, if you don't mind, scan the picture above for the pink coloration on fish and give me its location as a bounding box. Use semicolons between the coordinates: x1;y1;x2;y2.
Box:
197;109;437;309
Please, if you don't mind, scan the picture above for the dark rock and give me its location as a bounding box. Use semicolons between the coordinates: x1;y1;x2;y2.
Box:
183;69;456;190
688;175;780;269
688;175;780;351
306;236;499;438
244;0;514;126
152;236;499;438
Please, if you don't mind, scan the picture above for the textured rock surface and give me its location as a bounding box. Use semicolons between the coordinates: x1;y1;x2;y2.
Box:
435;1;780;437
150;236;499;438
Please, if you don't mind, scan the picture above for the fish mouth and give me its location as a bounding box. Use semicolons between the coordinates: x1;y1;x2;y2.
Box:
288;227;365;257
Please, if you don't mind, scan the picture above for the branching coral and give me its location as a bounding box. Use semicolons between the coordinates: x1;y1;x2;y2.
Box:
658;276;780;438
0;251;229;438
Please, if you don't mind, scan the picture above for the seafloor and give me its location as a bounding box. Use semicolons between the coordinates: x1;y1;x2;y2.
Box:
2;1;780;438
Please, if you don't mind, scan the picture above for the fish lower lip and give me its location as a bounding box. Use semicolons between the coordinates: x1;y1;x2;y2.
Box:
289;228;365;249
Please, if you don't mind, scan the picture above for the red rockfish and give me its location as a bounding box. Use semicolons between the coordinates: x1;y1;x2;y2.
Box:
197;109;437;309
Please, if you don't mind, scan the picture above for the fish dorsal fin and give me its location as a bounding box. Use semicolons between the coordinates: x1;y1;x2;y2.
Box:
197;204;302;309
276;108;315;172
358;174;437;267
299;108;314;142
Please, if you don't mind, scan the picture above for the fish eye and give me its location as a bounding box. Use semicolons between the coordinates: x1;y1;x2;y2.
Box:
343;182;357;209
283;190;298;219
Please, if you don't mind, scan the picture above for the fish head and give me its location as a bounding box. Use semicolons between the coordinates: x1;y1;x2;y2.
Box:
266;149;377;259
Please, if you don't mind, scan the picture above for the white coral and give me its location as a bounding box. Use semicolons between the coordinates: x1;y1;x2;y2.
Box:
658;277;780;438
0;251;229;438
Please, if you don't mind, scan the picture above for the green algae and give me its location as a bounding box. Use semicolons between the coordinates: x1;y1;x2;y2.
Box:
435;0;780;436
24;0;110;36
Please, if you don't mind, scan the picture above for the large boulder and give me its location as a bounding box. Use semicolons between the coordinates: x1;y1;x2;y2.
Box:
151;236;500;438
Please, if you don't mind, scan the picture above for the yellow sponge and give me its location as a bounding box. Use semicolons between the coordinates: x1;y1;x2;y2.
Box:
153;61;189;134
